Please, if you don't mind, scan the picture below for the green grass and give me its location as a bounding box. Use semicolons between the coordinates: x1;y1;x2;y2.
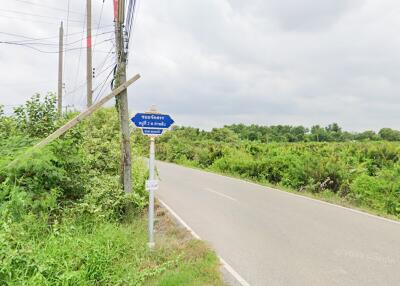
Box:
148;241;224;286
1;213;224;286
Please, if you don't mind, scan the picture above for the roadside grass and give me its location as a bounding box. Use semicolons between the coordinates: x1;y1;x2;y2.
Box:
146;205;226;286
164;160;400;222
1;209;225;286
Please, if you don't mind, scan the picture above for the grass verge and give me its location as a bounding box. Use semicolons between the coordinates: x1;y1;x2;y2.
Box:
1;208;225;286
146;204;226;286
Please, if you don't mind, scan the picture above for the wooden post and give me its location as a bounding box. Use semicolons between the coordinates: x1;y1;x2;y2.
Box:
35;74;140;150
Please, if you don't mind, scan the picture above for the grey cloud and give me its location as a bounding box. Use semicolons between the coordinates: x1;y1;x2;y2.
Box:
0;0;399;131
228;0;365;31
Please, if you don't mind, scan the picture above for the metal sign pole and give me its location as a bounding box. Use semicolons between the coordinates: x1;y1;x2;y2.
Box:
148;136;156;249
131;107;174;250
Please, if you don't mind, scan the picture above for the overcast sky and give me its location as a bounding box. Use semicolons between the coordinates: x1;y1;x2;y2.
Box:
0;0;399;131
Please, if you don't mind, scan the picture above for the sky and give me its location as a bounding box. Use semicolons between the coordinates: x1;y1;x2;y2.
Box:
0;0;399;131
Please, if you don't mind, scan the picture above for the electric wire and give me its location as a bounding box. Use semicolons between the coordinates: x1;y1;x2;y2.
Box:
64;0;71;102
0;13;65;25
71;7;87;106
96;61;118;79
0;27;114;44
95;45;115;74
93;0;106;59
0;38;114;54
93;64;115;93
0;32;114;47
0;8;84;23
124;0;139;59
12;0;83;15
64;81;87;96
94;66;116;103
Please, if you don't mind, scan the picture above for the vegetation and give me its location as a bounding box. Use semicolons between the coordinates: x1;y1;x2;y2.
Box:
0;96;223;285
225;123;400;143
152;126;400;219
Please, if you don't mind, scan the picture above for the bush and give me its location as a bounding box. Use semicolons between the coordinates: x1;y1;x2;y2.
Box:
13;94;60;138
0;94;149;285
153;127;400;218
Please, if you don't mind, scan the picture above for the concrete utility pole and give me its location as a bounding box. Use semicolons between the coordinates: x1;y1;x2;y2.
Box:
57;22;64;115
115;0;133;193
86;0;93;107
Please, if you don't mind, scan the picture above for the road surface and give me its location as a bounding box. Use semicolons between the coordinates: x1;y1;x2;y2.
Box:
156;161;400;286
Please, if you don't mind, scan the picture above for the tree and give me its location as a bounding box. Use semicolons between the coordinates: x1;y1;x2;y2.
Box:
379;128;400;141
310;125;330;142
354;130;380;141
325;123;343;141
13;93;59;138
208;127;239;143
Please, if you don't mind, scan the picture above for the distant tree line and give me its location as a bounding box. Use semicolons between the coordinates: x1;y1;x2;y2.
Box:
174;123;400;143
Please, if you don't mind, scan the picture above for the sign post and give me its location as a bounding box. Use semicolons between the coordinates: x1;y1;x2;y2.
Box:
148;136;156;248
131;107;174;249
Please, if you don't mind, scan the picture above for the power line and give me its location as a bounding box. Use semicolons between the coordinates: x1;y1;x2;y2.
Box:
93;0;106;59
64;0;71;90
12;0;83;15
4;30;114;47
93;64;115;93
65;80;87;96
0;39;114;54
94;66;116;103
63;31;114;46
2;41;59;47
96;61;117;79
0;80;56;87
0;31;37;40
0;41;65;53
0;13;64;25
95;45;115;73
0;27;114;44
72;6;87;108
0;8;84;23
124;0;140;59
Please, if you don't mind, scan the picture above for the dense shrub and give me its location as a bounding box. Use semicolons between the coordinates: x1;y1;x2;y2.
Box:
0;96;148;284
154;127;400;217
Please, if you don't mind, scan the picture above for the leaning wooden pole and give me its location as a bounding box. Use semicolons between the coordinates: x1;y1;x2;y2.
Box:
34;74;140;150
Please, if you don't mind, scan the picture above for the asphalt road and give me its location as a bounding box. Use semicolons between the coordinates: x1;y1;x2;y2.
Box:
156;161;400;286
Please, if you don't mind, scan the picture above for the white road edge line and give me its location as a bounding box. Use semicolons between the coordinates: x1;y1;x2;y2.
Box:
215;174;400;226
204;187;238;202
157;198;251;286
268;188;400;226
159;161;400;226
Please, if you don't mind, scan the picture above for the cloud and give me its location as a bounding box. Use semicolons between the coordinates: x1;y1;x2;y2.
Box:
228;0;365;31
0;0;399;131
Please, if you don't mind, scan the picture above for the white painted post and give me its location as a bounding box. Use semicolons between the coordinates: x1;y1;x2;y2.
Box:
148;136;156;249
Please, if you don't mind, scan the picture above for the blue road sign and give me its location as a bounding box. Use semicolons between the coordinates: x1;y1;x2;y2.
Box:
131;113;175;129
142;128;164;136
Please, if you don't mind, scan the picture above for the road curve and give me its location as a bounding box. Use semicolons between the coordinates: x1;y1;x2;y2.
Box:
156;161;400;286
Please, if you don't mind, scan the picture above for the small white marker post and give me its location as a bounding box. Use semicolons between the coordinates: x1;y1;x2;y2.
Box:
131;106;174;250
